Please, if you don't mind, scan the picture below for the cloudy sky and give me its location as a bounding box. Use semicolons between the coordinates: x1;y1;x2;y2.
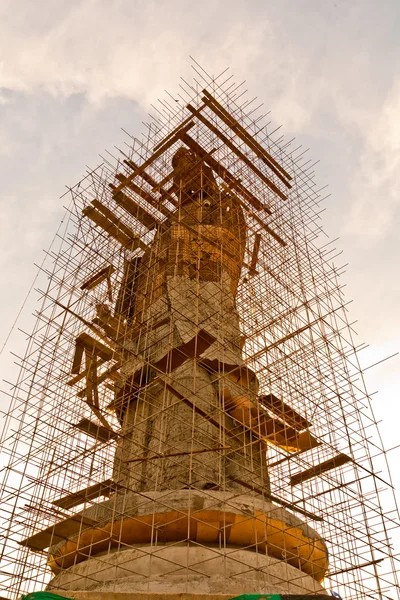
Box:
0;0;399;553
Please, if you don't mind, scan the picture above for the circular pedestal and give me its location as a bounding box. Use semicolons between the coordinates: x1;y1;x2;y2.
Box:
47;490;328;596
48;543;327;595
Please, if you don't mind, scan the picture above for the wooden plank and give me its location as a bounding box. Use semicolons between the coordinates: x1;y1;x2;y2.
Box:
202;89;292;185
71;340;85;375
187;104;287;202
83;350;99;408
200;361;316;453
52;479;121;510
67;359;109;387
110;330;217;404
83;205;142;251
260;393;312;431
114;255;141;322
112;176;174;216
80;265;114;292
179;132;269;214
257;407;318;452
73;418;119;442
124;158;160;188
84;400;115;431
249;233;261;275
151;168;175;192
20;515;99;552
287;430;320;452
228;406;318;453
91;200;145;249
92;317;128;341
113;121;195;194
111;187;161;230
152;330;216;374
257;413;297;439
290;453;352;486
200;358;257;390
123;158;178;207
77;363;120;399
263;425;319;453
55;299;118;354
92;305;129;341
83;205;131;246
70;333;117;424
73;332;115;367
153;117;196;151
120;167;179;208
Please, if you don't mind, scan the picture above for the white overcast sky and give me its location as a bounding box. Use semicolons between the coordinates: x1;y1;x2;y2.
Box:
0;0;399;552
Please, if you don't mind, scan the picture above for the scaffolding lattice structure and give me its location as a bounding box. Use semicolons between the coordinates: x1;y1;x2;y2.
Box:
0;64;399;599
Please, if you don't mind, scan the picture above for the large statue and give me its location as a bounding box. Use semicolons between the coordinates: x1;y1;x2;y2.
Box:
46;147;328;596
112;146;267;493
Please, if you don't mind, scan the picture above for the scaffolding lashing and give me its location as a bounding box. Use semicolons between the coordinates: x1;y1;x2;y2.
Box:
0;65;399;600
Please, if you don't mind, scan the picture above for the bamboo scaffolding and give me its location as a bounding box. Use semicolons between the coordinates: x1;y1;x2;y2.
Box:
0;63;398;600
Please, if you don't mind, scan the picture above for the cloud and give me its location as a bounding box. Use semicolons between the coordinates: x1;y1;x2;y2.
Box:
0;0;273;107
345;81;400;237
0;0;355;133
0;1;398;253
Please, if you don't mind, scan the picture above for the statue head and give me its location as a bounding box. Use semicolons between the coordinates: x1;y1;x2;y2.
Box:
171;146;217;199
